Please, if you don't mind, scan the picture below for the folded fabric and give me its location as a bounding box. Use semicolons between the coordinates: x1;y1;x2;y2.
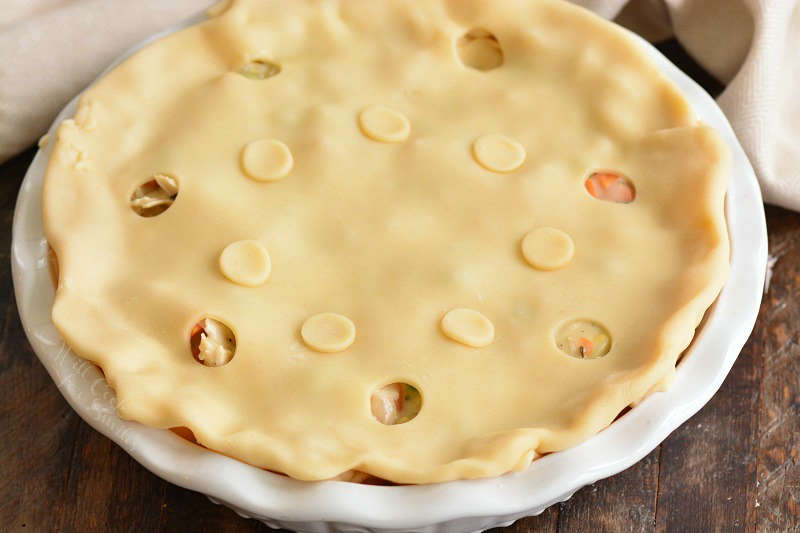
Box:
1;0;798;210
0;0;214;161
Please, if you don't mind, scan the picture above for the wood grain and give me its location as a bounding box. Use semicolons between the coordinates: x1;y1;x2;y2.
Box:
754;209;800;532
655;320;761;532
1;40;798;532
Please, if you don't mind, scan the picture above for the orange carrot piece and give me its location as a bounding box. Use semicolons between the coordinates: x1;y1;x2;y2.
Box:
578;337;593;357
595;173;618;188
585;179;599;197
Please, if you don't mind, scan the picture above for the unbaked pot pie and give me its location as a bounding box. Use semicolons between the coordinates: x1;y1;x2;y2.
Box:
42;0;730;484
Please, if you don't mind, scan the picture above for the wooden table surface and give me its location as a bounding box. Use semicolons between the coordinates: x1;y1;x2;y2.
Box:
1;41;798;532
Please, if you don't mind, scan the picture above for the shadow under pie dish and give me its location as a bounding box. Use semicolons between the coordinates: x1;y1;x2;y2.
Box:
39;0;732;485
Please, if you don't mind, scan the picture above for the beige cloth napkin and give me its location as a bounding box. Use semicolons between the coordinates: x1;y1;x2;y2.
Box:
0;0;215;160
1;1;798;210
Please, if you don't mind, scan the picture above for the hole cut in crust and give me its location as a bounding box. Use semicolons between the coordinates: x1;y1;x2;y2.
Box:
190;318;237;366
130;174;179;217
585;171;635;203
457;28;504;71
555;319;612;359
371;382;422;425
239;59;281;80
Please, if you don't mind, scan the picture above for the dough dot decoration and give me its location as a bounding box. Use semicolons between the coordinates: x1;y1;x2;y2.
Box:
521;227;575;271
190;318;236;366
130;174;178;217
556;319;611;359
457;28;504;71
241;139;294;181
585;171;636;203
239;59;281;80
440;308;495;347
358;105;411;143
219;240;271;287
371;383;422;425
301;312;356;353
472;134;526;173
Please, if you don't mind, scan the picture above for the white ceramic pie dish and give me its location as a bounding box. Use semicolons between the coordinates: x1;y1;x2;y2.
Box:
12;11;766;533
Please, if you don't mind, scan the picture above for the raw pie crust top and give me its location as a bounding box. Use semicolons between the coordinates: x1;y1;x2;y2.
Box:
43;0;730;483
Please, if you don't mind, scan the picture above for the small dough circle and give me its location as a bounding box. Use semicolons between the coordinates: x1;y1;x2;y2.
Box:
241;139;293;181
219;240;271;287
301;313;356;353
521;227;575;271
472;134;526;173
440;308;495;347
358;105;410;143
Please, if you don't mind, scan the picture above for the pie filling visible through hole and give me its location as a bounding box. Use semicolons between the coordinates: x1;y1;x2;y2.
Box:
371;383;422;425
556;320;612;359
130;174;178;217
190;318;236;366
457;28;504;71
239;59;281;80
585;171;636;203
